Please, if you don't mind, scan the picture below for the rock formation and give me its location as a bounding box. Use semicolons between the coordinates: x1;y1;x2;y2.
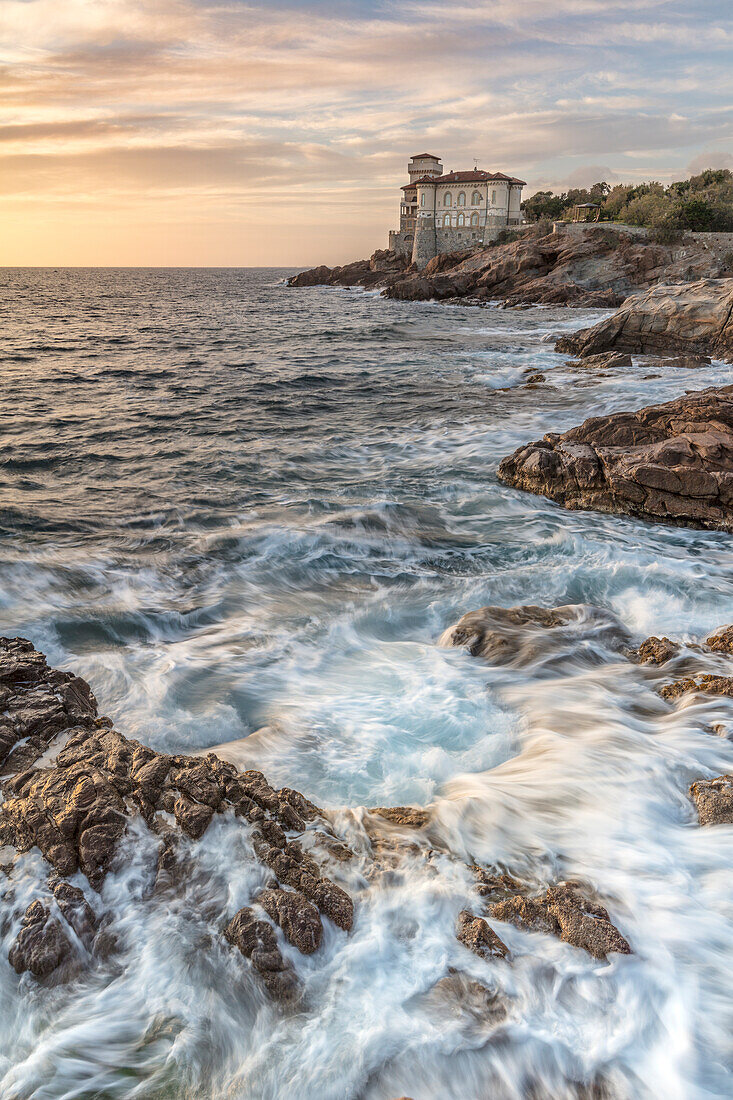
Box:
0;636;354;995
497;385;733;531
489;884;632;961
556;279;733;361
689;775;733;825
288;229;731;308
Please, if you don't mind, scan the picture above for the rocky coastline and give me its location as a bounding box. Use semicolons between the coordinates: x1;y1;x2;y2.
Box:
4;608;733;1002
287;226;732;309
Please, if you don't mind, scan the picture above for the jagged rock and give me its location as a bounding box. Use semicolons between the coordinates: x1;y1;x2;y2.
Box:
661;675;733;701
371;806;430;828
490;884;631;960
445;603;630;666
634;636;679;665
257;887;323;954
524;372;546;385
223;906;297;1000
705;625;733;654
689;775;733;825
556;279;733;361
471;865;523;898
456;910;508;960
565;352;632;370
497;385;733;531
173;796;214;839
0;639;355;992
9;900;73;978
289;229;725;308
660;355;712;369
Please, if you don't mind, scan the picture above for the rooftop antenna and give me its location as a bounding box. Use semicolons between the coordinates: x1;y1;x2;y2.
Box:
473;154;480;171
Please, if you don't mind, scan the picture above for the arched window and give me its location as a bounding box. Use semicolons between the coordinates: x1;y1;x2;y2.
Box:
444;192;452;207
457;212;465;226
472;191;481;206
457;192;466;206
420;193;425;207
470;211;479;226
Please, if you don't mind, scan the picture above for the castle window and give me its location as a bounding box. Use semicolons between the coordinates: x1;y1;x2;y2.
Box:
457;192;466;206
420;193;425;207
470;211;479;226
491;190;497;204
472;191;481;205
436;215;442;228
457;213;465;226
444;192;452;207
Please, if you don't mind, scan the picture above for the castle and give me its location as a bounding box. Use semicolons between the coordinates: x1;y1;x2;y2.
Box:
389;153;526;268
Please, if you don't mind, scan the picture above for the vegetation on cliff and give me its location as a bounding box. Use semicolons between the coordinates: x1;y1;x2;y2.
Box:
522;168;733;237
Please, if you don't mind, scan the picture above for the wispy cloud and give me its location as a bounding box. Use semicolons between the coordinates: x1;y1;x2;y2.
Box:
1;0;731;263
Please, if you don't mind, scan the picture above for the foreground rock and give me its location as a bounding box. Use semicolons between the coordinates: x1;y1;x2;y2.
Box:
490;884;632;961
660;675;733;701
556;279;733;361
497;385;733;531
689;775;733;825
289;229;730;308
0;637;353;994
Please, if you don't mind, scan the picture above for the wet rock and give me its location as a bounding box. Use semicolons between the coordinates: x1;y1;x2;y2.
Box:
279;787;320;822
445;603;629;667
705;625;733;655
456;910;508;960
173;796;215;840
634;636;679;665
224;906;297;1000
490;884;631;960
287;249;409;291
565;351;632;370
371;806;430;828
660;675;733;701
498;385;733;532
50;879;98;948
471;865;523;898
660;355;712;369
9;900;72;978
524;372;546;385
257;887;323;954
555;279;733;361
689;774;733;825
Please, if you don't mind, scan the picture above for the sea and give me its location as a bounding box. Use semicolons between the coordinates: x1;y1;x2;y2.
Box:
1;267;733;1099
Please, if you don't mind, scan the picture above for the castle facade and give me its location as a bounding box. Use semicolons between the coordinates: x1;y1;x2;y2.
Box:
389;153;526;268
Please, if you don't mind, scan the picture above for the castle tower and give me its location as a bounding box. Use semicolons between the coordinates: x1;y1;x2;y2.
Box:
412;178;437;267
408;153;443;183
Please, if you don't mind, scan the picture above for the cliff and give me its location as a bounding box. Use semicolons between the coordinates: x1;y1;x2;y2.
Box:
288;227;733;308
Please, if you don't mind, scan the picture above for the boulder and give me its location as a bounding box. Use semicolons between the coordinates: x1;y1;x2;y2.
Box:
490;884;631;960
8;900;73;978
497;385;733;532
565;351;632;370
689;775;733;825
257;887;323;955
556;279;733;361
633;636;679;665
223;906;297;1000
456;911;508;960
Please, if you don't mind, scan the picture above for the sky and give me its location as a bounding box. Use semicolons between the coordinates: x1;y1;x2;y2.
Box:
1;0;732;266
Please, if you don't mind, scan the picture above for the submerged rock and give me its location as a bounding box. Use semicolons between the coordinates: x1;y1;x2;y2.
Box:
497;385;733;532
490;884;632;961
223;907;297;1000
689;775;733;825
8;900;73;979
556;279;733;361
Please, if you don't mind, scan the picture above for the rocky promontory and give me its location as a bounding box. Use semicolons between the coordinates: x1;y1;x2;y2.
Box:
288;228;731;308
556;278;733;361
497;385;733;531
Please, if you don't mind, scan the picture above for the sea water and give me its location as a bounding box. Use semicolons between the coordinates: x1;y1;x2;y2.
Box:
0;268;732;1099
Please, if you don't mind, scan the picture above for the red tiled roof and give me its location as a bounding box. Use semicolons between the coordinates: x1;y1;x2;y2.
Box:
402;169;525;189
410;153;441;160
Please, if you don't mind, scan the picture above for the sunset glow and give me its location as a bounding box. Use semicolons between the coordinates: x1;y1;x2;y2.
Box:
2;0;732;265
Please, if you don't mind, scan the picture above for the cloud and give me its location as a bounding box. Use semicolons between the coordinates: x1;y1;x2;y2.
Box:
1;0;732;263
686;150;733;174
